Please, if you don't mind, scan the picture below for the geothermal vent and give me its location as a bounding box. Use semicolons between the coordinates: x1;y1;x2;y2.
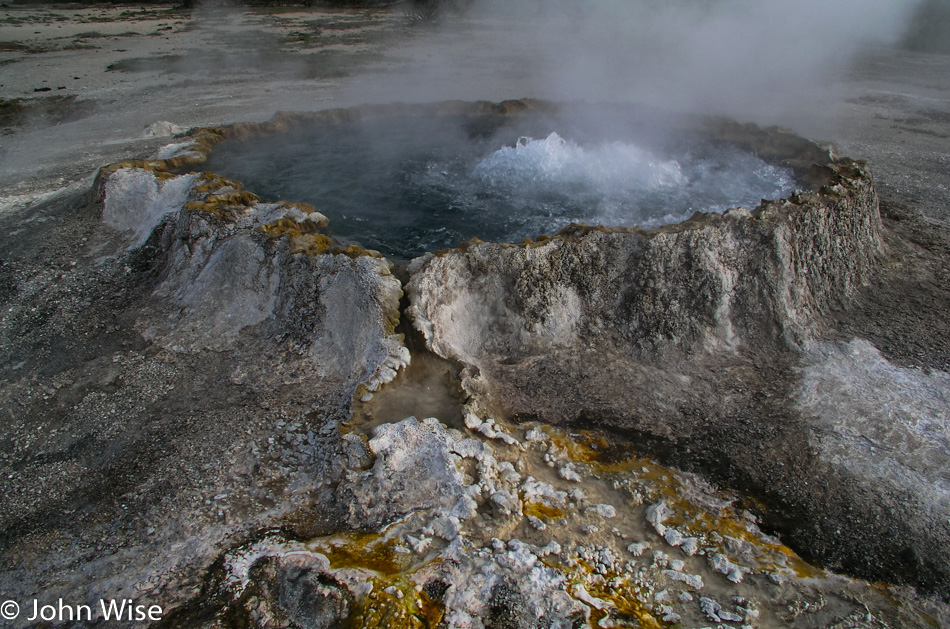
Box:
82;100;950;625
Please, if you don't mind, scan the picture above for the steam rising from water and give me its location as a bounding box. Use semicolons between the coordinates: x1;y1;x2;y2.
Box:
346;0;924;129
205;118;795;261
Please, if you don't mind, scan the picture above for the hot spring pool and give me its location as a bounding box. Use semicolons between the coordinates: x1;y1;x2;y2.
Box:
203;112;798;262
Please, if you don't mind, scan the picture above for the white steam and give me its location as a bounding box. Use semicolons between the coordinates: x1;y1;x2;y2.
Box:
348;0;922;125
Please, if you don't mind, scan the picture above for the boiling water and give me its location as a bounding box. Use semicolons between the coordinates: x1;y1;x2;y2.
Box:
204;116;796;262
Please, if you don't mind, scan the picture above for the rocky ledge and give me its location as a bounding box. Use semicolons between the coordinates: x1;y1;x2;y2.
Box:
405;103;949;597
0;99;948;627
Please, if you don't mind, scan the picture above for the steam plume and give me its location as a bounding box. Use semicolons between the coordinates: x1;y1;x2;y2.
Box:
347;0;923;126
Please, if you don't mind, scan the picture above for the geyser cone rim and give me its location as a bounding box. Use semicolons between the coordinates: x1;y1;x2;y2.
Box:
95;98;869;262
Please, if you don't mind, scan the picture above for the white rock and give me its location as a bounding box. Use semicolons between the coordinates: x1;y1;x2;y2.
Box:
524;427;547;442
663;527;685;547
345;417;468;528
103;168;196;249
700;596;723;622
681;537;700;556
464;409;484;430
646;500;670;536
710;553;749;583
572;584;608;610
586;504;616;518
627;542;650;556
662;570;704;590
538;542;561;556
521;477;567;506
558;463;582;482
143;120;187;137
490;491;517;516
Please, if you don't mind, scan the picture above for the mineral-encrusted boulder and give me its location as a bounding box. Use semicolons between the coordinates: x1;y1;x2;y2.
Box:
104;166;408;389
408;162;882;367
340;417;471;529
228;554;354;629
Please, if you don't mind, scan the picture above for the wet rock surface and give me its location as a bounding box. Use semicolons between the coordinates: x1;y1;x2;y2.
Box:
0;95;948;629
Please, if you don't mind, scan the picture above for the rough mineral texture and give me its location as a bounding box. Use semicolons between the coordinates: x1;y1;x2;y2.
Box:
409;161;882;365
3;99;949;628
189;415;948;628
107;167;408;385
407;147;950;594
0;163;408;623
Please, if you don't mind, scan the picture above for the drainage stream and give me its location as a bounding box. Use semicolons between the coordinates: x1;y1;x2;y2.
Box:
108;99;947;625
331;282;938;627
233;351;940;628
348;268;467;434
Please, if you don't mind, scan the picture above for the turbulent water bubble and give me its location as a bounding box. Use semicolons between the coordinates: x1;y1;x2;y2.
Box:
471;132;688;191
204;116;797;262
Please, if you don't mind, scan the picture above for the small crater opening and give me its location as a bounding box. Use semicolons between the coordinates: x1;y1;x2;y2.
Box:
202;107;799;262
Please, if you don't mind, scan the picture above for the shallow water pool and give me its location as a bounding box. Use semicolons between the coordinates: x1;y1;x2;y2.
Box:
204;113;797;262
